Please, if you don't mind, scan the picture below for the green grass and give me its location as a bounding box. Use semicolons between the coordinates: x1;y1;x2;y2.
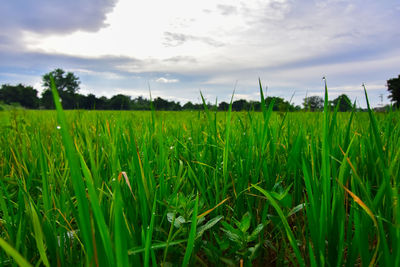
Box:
0;83;399;266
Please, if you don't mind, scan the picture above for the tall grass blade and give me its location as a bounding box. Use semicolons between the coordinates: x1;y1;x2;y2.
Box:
252;184;305;266
337;181;379;267
114;179;129;267
182;194;199;267
50;76;94;261
0;237;33;267
222;91;234;200
78;149;115;266
28;201;50;267
144;195;157;267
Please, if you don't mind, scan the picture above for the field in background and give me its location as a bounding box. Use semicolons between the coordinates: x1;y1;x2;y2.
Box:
0;88;399;266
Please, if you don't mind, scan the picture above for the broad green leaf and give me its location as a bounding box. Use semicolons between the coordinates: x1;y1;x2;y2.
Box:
239;212;251;233
196;215;223;239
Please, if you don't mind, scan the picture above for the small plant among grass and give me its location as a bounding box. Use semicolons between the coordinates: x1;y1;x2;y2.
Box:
220;212;265;262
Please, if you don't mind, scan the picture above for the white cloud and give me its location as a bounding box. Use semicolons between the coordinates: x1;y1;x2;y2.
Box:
21;0;399;75
1;0;399;107
234;93;257;101
156;77;179;83
69;68;124;80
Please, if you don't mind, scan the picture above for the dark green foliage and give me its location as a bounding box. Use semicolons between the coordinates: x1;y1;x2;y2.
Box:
153;97;182;110
331;94;352;111
221;97;295;112
218;101;229;111
79;93;97;109
232;99;248;111
265;96;294;111
109;94;132;110
387;74;400;107
42;68;80;94
40;89;55;109
303;95;324;111
0;84;39;108
42;68;81;109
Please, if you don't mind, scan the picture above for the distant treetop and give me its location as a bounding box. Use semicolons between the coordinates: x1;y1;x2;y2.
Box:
387;75;400;107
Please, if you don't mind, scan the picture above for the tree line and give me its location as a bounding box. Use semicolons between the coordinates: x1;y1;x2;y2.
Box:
1;68;399;111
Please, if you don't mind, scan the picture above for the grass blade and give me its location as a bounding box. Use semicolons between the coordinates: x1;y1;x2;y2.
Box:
78;149;115;266
337;181;379;267
144;195;157;267
182;194;199;267
0;237;33;267
29;201;50;267
252;184;305;266
50;75;94;261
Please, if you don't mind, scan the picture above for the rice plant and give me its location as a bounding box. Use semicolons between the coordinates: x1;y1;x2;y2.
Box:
0;80;399;266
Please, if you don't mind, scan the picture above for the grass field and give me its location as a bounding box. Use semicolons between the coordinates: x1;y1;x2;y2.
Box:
0;83;399;266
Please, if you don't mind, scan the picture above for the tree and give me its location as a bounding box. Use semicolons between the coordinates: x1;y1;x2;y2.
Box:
218;101;229;111
131;96;150;110
232;99;248;111
96;96;110;110
303;96;324;111
109;94;131;110
153;97;169;110
265;96;295;111
79;93;97;110
41;68;81;109
183;101;195;110
332;94;352;111
0;84;39;108
152;97;182;110
248;101;261;111
387;75;400;107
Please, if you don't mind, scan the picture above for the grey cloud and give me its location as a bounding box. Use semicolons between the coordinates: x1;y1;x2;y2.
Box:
0;34;21;50
0;0;117;34
163;32;188;47
163;56;197;64
217;4;238;16
163;32;224;47
0;48;204;83
240;0;291;23
0;49;144;75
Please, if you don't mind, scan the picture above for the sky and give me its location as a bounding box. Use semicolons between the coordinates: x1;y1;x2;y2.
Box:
1;0;400;107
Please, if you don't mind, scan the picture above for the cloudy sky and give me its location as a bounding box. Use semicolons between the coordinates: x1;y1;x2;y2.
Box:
1;0;399;107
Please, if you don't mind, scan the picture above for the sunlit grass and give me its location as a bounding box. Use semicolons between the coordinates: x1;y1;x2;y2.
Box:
0;81;399;266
